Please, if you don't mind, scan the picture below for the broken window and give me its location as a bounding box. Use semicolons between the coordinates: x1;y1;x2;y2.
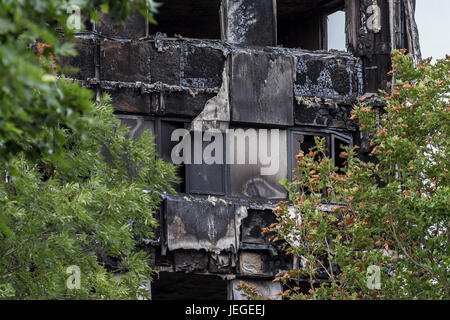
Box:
277;0;345;50
151;273;227;300
228;128;288;200
289;130;352;179
150;0;222;39
158;122;226;195
158;120;187;193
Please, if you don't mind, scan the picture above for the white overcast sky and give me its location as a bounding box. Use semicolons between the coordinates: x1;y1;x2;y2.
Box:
328;1;450;60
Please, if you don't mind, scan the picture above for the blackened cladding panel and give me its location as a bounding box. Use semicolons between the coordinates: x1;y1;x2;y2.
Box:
100;40;151;83
97;10;147;39
57;37;95;80
186;134;226;195
164;197;236;252
224;0;276;46
181;44;226;89
229;129;288;200
159;92;216;118
149;42;182;86
294;54;359;100
231;52;294;126
106;87;151;114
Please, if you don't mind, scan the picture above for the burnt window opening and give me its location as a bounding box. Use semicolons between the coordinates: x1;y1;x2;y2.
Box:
289;130;352;180
228;128;288;200
158;122;226;196
277;0;346;50
158;120;187;193
150;0;222;39
241;209;277;245
151;272;227;300
332;135;351;172
186;131;226;196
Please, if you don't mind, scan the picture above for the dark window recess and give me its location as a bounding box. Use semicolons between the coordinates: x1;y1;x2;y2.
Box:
228;129;288;200
159;121;187;193
151;273;227;300
150;0;221;39
277;0;345;50
332;136;351;172
289;131;351;179
290;133;328;172
186;132;226;195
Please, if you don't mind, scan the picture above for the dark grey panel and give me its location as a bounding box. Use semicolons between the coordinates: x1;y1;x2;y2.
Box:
186;136;226;195
106;87;151;114
159;121;187;193
181;44;225;88
164;197;236;251
57;37;95;80
100;40;151;82
231;52;294;126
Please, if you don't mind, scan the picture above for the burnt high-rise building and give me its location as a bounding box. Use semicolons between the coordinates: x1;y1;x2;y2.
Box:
61;0;421;299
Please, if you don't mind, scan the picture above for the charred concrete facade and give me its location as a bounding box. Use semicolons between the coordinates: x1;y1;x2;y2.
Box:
61;0;421;300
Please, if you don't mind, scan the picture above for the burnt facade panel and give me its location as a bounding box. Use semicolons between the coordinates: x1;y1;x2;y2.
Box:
107;87;151;114
231;52;294;126
181;44;226;88
164;196;236;252
97;10;147;39
57;37;96;80
100;40;151;82
294;54;360;100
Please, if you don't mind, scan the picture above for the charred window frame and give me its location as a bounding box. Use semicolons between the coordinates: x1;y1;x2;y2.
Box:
156;118;227;196
185;130;228;196
227;126;288;201
288;129;352;180
149;0;222;39
276;0;346;50
157;118;188;193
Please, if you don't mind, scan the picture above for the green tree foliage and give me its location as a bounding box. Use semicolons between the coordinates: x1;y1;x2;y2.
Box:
0;97;178;299
0;0;177;299
240;51;450;300
0;0;158;162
